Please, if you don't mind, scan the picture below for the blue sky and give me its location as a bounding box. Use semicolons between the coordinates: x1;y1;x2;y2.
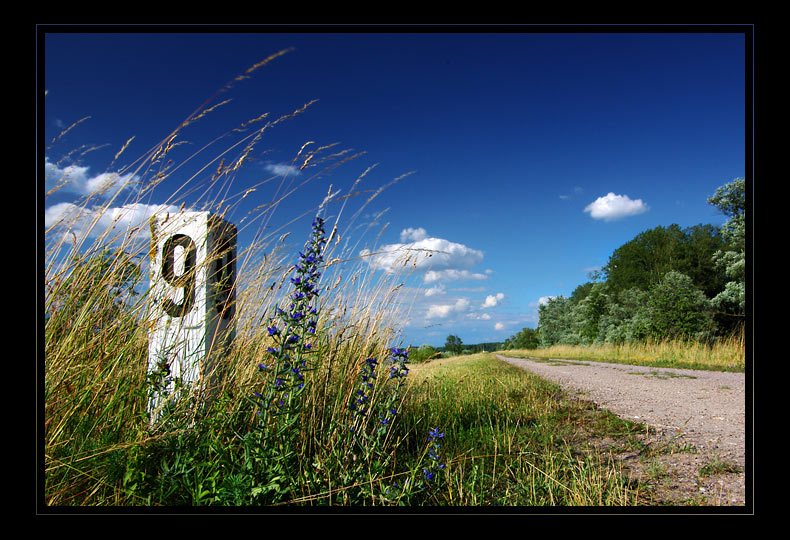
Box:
42;29;748;347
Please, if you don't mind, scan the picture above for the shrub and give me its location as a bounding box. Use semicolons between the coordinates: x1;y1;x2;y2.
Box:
644;271;714;340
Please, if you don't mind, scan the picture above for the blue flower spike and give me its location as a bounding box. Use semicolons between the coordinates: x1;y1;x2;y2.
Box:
256;216;327;413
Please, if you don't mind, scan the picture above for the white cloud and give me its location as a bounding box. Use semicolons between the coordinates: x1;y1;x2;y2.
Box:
425;304;453;319
265;162;300;176
45;201;181;242
584;192;648;221
400;227;427;242
45;158;140;199
494;322;505;331
425;297;470;319
536;296;556;306
424;284;446;297
361;231;484;279
481;292;505;308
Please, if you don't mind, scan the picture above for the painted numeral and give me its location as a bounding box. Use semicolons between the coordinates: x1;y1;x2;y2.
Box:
161;233;196;317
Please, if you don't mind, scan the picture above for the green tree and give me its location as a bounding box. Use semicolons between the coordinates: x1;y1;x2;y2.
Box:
537;296;572;347
644;271;713;340
569;281;595;304
602;225;686;292
504;327;540;350
569;282;608;344
597;287;651;344
708;178;746;318
444;334;463;355
679;224;728;299
601;224;726;298
410;344;439;362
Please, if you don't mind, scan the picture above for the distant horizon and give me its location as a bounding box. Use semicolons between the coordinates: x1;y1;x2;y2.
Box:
41;27;749;348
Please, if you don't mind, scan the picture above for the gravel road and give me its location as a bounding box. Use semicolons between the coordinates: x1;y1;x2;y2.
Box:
495;354;748;506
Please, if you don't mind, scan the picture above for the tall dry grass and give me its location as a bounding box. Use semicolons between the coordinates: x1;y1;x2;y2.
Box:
42;50;659;507
42;51;427;505
508;330;745;372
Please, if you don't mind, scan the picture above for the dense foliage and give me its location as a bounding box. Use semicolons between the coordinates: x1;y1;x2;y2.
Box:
444;334;463;355
503;327;540;350
504;179;746;349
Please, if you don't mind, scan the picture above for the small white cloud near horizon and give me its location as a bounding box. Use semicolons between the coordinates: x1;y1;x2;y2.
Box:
584;192;648;221
494;322;505;331
481;292;505;309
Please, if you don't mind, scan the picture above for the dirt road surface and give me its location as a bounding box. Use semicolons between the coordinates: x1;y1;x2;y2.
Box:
495;354;748;506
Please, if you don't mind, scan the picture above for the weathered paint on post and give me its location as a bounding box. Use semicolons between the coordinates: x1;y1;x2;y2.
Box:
147;211;237;420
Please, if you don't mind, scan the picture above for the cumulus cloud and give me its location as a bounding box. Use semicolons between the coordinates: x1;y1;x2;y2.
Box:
494;322;505;331
45;157;140;199
45;201;181;242
400;227;427;242
481;292;505;308
584;192;648;221
361;229;484;279
425;305;453;319
426;298;470;319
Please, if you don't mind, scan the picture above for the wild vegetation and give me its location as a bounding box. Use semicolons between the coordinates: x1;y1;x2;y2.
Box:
497;178;746;372
43;204;648;507
41;53;745;508
504;332;744;372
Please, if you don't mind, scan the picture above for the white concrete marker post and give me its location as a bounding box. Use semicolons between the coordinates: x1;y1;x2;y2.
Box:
147;211;237;422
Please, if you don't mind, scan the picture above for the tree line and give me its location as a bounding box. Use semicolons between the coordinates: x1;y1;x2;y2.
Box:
504;178;745;349
407;336;507;362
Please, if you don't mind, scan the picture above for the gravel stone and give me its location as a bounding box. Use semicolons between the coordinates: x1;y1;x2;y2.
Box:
495;354;748;506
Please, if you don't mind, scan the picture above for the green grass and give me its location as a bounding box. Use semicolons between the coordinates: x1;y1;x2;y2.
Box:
43;51;430;506
399;353;644;505
42;52;720;508
698;454;742;477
